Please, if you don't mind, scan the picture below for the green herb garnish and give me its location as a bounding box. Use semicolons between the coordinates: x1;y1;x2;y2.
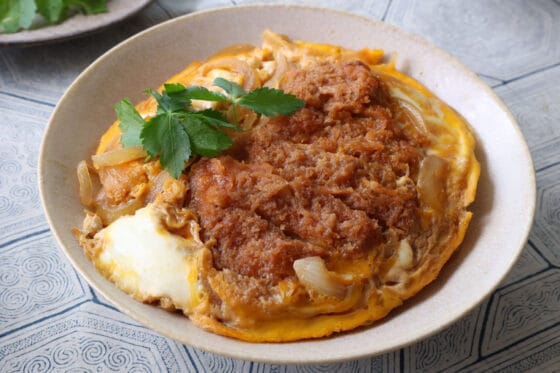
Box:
116;78;304;178
1;0;108;33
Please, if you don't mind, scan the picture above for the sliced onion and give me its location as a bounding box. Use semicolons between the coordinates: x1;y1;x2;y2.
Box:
385;239;415;285
77;160;94;208
146;170;172;203
397;99;428;135
396;239;414;269
91;146;147;169
293;256;348;298
95;197;144;225
264;51;287;88
418;155;448;211
263;29;293;51
203;58;257;91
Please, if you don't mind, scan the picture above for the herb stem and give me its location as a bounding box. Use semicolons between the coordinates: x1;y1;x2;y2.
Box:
231;102;239;127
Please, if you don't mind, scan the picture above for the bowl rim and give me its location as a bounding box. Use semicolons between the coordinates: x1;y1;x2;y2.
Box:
38;4;536;364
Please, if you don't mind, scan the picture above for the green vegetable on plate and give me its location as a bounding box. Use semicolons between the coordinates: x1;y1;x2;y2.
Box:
0;0;108;33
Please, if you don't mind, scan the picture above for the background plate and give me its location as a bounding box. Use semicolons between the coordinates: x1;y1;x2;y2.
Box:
0;0;153;47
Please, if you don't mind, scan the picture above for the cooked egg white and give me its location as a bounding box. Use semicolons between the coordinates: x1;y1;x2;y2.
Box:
93;205;200;310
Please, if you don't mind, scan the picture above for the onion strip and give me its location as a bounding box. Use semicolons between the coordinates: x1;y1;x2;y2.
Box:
95;197;144;225
293;256;348;298
418;155;448;211
77;160;94;208
397;99;428;135
264;51;287;88
91;146;147;169
202;58;257;91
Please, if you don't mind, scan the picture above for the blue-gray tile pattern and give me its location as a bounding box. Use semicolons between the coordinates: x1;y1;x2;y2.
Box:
1;0;558;371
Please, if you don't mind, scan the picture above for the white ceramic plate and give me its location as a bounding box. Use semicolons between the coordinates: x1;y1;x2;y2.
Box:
0;0;152;47
38;5;536;364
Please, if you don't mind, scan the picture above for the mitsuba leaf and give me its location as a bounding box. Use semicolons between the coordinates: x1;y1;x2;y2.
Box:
238;87;305;117
184;86;228;102
146;88;184;114
213;77;245;99
115;99;144;147
192;109;240;130
141;114;191;178
182;118;233;157
162;83;192;108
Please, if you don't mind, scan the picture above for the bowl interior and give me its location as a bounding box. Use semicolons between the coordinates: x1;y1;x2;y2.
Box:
39;5;535;364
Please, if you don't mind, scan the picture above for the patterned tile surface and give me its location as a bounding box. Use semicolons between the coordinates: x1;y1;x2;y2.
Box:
0;2;169;105
0;232;91;336
0;303;193;372
0;95;49;245
1;0;558;371
384;0;560;81
496;65;560;171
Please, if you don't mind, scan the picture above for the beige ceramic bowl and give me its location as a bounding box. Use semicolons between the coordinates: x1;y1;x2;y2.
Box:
39;5;535;364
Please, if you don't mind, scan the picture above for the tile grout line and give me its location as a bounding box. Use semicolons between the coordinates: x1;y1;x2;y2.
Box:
0;228;50;249
381;0;393;21
501;61;560;86
182;345;200;371
154;0;175;19
471;319;560;367
527;239;557;269
476;297;494;363
0;298;91;339
0;90;56;107
496;265;554;292
476;72;505;83
535;160;560;174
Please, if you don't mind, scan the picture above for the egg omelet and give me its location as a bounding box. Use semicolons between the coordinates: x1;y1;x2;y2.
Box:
74;30;480;342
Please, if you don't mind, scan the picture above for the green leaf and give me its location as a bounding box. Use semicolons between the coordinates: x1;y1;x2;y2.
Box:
184;85;229;102
1;5;20;33
0;1;10;23
1;0;108;32
213;77;245;99
162;83;192;108
66;0;108;14
238;87;304;117
1;0;36;33
146;88;184;114
192;109;240;130
162;83;228;107
141;114;191;179
115;99;144;147
183;118;232;157
18;0;36;29
36;0;65;23
162;83;185;94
